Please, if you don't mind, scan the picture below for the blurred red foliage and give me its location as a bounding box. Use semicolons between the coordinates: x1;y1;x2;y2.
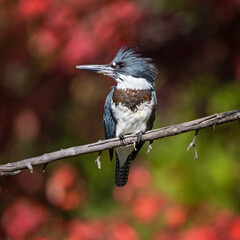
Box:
107;221;139;240
65;219;139;240
229;218;240;240
92;1;141;47
46;164;86;210
213;210;233;233
17;0;49;19
180;226;217;240
14;109;41;140
153;232;174;240
60;28;97;68
132;193;164;224
113;183;134;204
1;198;47;240
66;220;106;240
113;165;152;204
30;29;59;57
128;164;152;189
21;0;141;67
163;205;187;228
32;238;52;240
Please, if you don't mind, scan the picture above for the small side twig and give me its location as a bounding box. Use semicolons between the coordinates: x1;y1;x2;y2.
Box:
95;152;102;169
146;140;153;154
187;130;199;159
42;163;48;173
0;170;21;176
27;163;33;173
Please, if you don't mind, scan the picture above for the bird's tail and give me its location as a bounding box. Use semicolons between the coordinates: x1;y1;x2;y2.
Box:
115;154;132;187
115;142;144;187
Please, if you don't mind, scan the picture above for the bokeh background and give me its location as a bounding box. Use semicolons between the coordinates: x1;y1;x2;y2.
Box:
0;0;240;239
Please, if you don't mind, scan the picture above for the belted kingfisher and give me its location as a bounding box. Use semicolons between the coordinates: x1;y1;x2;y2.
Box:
76;46;158;187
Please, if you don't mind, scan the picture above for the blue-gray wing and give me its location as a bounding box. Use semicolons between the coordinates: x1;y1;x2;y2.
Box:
103;87;116;160
103;87;116;139
146;90;157;131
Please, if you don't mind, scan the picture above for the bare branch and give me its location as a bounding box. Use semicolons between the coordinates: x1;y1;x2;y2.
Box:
0;109;239;176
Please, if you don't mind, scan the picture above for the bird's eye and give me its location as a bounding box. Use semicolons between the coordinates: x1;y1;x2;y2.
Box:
111;61;125;69
116;62;125;69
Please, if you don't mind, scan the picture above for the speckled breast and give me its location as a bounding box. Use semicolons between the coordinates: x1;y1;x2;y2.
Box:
112;88;152;112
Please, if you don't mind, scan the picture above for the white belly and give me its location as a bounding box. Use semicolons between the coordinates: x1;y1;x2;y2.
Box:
111;98;154;137
112;99;154;167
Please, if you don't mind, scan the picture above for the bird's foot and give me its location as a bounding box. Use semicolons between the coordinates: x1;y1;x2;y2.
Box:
136;131;143;144
118;133;125;145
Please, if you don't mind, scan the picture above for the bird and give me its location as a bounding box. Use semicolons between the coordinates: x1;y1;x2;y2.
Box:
76;46;158;187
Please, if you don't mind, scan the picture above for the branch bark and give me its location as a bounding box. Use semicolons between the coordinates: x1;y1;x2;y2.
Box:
0;109;239;176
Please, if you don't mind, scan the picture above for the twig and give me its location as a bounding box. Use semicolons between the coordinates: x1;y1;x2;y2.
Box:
95;152;102;169
187;130;199;159
0;170;21;176
146;140;153;154
27;163;33;173
42;163;48;173
0;109;239;176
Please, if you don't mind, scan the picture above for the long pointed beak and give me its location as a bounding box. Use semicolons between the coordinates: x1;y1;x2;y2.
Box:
76;64;114;77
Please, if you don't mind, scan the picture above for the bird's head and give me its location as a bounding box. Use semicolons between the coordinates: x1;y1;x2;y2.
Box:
76;46;158;90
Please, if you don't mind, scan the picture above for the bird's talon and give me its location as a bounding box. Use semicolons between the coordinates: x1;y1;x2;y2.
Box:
118;134;125;143
136;132;143;144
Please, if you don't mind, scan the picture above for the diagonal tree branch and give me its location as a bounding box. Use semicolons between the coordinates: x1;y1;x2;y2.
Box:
0;109;239;176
